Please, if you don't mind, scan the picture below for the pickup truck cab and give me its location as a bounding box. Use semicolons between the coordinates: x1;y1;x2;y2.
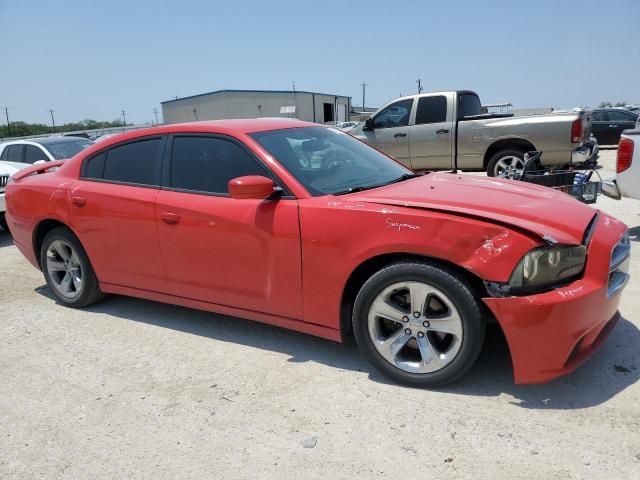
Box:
350;90;597;177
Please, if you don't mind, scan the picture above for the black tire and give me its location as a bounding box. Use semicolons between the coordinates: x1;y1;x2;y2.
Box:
353;261;485;388
0;213;8;232
486;148;526;178
40;226;105;308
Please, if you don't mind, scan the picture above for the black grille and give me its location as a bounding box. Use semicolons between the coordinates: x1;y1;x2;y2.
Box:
0;175;9;190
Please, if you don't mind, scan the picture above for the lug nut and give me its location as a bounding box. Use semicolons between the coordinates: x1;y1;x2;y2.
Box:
413;311;421;318
402;316;409;323
423;320;430;328
404;328;412;335
417;332;424;338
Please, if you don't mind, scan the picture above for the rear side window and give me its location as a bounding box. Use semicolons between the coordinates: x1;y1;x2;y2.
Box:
84;152;106;178
457;93;482;118
608;110;636;122
415;96;447;125
98;138;163;186
25;145;48;164
170;136;268;194
593;111;608;122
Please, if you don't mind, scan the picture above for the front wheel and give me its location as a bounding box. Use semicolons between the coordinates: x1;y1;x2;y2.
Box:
353;261;485;388
487;148;526;178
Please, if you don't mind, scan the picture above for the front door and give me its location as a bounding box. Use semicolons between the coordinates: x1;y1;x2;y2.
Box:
155;134;303;319
70;136;168;293
358;98;413;166
606;110;637;145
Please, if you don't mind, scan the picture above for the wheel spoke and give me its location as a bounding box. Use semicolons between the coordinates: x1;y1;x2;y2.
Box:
376;328;412;364
416;335;444;371
427;311;463;338
60;273;73;294
52;241;70;261
409;282;432;316
70;251;81;267
46;258;66;272
71;273;82;291
371;298;406;324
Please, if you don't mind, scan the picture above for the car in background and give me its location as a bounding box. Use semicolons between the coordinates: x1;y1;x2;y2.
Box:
0;162;21;231
0;136;94;167
4;119;630;387
350;90;596;177
334;121;359;131
602;130;640;200
591;108;638;145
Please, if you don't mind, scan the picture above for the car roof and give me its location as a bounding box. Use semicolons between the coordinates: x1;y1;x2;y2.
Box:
32;136;93;145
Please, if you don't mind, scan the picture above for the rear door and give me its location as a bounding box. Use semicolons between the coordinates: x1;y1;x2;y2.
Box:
358;98;413;165
154;134;303;319
70;136;168;293
1;144;25;164
607;110;638;144
408;94;453;169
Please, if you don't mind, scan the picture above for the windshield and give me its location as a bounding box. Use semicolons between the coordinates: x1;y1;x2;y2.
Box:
36;139;94;160
251;127;411;196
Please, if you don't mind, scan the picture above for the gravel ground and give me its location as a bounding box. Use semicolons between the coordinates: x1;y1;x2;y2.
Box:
1;149;639;479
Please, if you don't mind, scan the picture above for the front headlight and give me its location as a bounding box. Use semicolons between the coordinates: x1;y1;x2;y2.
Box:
509;245;586;292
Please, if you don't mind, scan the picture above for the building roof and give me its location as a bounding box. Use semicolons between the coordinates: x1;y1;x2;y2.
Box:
161;89;351;105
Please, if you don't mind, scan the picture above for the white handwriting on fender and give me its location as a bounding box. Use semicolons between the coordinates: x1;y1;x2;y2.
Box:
558;285;584;299
385;218;421;232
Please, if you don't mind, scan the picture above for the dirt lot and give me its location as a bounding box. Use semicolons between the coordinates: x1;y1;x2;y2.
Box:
0;149;638;479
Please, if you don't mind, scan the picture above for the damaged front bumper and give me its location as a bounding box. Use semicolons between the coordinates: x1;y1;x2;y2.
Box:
482;214;629;384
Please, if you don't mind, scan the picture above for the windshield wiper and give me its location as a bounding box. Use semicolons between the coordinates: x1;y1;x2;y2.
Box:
332;173;424;196
385;173;423;185
332;185;377;195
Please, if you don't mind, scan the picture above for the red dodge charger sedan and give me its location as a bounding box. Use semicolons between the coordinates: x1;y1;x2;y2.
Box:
4;119;630;386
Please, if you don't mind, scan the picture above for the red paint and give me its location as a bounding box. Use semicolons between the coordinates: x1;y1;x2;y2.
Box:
4;119;627;384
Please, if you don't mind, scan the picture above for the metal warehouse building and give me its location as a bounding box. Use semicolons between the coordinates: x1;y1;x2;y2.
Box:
161;89;352;125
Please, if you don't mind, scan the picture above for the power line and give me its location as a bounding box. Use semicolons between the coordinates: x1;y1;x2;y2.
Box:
153;108;159;125
121;110;127;126
4;108;10;136
416;78;423;93
48;109;56;133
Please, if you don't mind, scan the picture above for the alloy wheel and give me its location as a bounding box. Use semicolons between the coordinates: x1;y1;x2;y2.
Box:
46;239;83;299
495;156;524;179
367;281;463;374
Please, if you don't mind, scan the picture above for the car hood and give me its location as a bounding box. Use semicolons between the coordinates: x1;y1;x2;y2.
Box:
352;173;596;245
0;161;23;175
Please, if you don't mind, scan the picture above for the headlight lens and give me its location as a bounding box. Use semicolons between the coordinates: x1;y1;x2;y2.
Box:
509;245;586;291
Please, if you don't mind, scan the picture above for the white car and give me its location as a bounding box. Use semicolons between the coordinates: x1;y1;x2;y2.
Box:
0;136;93;232
602;129;640;200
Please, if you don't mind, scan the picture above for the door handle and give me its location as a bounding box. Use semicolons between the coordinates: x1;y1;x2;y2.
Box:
609;124;618;128
160;212;180;225
393;132;407;138
71;196;86;207
436;129;450;134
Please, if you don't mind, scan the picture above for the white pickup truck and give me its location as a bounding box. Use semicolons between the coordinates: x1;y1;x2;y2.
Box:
603;130;640;200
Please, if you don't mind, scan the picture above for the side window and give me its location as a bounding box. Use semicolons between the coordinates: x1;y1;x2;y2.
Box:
25;145;48;164
372;99;414;129
593;111;608;122
415;96;447;125
83;152;107;179
170;136;268;194
102;138;163;186
608;110;636;122
457;93;482;118
0;147;6;160
6;145;24;163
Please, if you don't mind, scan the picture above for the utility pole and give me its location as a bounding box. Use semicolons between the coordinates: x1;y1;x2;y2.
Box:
416;78;423;93
121;110;127;126
361;82;368;112
48;109;56;132
153;108;159;125
4;108;10;137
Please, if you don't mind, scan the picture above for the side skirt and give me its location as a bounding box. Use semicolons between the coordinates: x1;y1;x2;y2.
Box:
99;282;343;343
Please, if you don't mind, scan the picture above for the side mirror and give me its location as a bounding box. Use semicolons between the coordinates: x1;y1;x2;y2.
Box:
363;117;374;131
228;175;278;200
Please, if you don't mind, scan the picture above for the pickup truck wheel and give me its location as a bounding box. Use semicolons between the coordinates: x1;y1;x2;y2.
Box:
487;148;526;178
40;227;105;308
353;261;486;388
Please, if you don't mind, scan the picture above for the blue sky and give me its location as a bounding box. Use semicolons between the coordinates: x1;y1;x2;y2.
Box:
1;0;639;125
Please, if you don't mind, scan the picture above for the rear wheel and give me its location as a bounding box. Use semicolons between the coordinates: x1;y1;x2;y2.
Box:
353;261;485;387
487;148;526;178
40;227;105;308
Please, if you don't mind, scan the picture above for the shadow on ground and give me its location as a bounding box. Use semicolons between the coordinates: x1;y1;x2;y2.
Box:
35;285;640;411
0;230;13;248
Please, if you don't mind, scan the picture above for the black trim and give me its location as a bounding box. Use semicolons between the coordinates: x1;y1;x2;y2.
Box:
77;177;162;191
162;132;295;199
